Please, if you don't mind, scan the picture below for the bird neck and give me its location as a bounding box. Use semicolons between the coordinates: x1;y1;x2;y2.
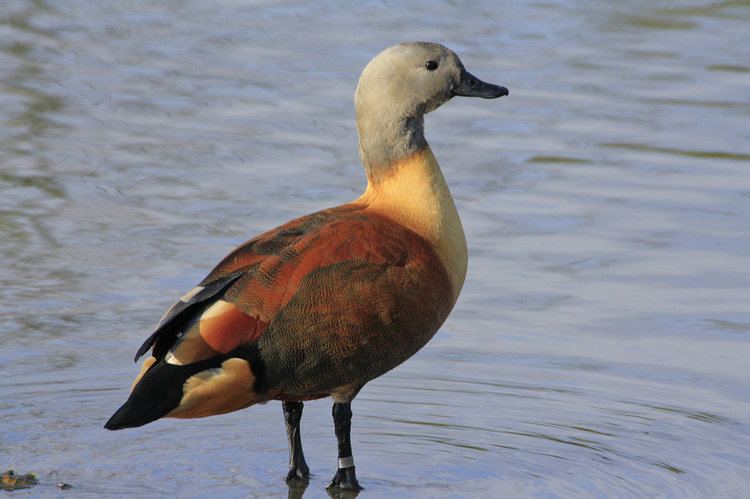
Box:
356;99;428;180
356;146;468;300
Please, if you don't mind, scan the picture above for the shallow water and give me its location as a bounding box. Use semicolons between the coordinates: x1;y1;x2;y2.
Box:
1;0;749;497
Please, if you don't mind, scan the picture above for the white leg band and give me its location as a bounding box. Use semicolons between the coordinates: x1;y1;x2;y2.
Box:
338;456;355;469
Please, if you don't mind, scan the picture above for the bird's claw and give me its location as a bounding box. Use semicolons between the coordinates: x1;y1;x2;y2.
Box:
326;467;362;491
285;464;310;483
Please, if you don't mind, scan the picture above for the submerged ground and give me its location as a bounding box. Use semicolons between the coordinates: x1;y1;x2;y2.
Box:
1;0;749;497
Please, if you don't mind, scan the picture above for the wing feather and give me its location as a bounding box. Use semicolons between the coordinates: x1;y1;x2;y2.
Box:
133;273;243;361
133;204;425;371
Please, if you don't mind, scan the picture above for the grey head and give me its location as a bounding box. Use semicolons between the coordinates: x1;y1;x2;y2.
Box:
355;42;508;175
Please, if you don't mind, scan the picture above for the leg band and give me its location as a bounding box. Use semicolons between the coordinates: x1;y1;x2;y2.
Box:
338;456;355;469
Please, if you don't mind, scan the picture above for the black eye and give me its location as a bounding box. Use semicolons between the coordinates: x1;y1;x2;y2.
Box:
425;60;438;71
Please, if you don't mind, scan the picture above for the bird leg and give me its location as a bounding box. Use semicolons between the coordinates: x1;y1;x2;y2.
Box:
283;401;310;482
326;402;362;491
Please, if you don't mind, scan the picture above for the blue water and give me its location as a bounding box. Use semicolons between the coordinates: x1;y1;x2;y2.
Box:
1;0;749;497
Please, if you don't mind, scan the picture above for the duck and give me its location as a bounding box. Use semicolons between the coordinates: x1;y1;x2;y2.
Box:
105;41;508;491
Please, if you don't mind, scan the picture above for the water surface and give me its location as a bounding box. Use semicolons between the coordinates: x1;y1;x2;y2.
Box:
1;0;749;497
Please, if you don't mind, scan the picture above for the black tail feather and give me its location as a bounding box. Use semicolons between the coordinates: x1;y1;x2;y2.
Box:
104;357;227;430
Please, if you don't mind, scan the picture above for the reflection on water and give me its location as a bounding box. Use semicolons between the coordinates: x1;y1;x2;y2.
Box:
2;0;749;497
602;142;750;161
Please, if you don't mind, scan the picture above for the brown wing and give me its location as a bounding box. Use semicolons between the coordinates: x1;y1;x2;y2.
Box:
135;203;413;364
164;203;436;368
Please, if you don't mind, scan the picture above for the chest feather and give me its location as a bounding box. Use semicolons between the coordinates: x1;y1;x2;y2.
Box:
356;149;468;301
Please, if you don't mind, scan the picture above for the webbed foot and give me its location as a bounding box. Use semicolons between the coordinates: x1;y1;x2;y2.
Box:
285;462;310;483
326;467;361;491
